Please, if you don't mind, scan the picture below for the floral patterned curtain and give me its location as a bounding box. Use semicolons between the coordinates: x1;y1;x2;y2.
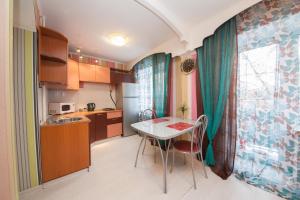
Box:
234;0;300;199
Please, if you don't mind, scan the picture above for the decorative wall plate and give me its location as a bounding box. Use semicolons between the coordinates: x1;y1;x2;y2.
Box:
180;58;195;74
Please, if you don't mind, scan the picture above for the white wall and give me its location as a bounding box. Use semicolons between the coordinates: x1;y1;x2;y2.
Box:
38;85;48;123
14;0;36;31
47;83;116;112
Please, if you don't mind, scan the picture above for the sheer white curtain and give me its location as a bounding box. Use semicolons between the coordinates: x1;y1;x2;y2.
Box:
234;1;300;199
135;57;153;112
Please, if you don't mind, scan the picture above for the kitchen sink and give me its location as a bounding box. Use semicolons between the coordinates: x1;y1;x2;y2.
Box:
47;117;83;125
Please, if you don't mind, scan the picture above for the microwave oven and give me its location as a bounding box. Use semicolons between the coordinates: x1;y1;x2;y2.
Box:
48;102;75;115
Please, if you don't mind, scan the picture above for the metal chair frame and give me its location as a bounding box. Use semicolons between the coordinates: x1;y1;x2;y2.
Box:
170;115;208;189
136;109;158;163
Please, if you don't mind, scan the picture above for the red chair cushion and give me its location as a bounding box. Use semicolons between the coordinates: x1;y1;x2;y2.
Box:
173;140;199;153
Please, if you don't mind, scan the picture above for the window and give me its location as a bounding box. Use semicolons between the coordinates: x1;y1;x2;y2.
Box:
235;1;300;198
239;44;278;100
237;44;280;170
136;63;153;112
134;53;168;117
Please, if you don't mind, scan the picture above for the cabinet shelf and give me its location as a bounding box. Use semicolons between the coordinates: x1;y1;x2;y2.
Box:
41;54;67;64
39;26;68;84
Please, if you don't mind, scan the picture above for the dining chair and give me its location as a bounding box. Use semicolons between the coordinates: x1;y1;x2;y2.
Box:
170;115;208;189
141;109;158;162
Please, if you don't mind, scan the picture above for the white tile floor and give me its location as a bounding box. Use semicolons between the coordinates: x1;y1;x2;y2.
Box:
20;135;283;200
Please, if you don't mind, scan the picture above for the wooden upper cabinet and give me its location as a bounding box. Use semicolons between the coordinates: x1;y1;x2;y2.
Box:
66;59;79;90
95;66;110;83
79;63;95;82
79;63;111;84
110;69;135;84
39;26;68;84
40;27;68;63
40;36;67;62
40;60;67;84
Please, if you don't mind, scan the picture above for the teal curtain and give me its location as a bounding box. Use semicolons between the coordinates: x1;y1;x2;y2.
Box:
134;53;171;117
153;53;171;117
153;53;171;148
197;18;237;166
135;53;171;149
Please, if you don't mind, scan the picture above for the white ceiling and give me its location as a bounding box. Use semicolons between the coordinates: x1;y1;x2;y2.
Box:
39;0;260;63
159;0;241;28
39;0;176;63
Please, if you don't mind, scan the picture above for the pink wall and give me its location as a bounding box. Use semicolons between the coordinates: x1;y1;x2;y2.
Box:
191;70;197;120
191;52;198;120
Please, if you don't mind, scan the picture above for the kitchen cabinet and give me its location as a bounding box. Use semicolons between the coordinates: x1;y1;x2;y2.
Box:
65;110;123;145
66;59;79;90
86;114;96;143
44;58;79;90
106;111;123;138
40;120;90;183
95;113;107;140
95;65;110;83
40;60;67;84
79;63;95;82
110;68;135;84
40;36;67;62
79;62;111;84
107;123;122;138
39;26;68;84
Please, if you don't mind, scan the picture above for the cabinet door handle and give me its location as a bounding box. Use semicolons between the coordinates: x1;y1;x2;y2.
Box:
108;118;122;123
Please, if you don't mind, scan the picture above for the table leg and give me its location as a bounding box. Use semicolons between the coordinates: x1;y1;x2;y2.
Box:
142;136;147;155
156;139;171;193
135;135;146;167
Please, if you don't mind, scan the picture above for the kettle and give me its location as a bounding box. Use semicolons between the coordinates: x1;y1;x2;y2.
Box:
87;103;96;111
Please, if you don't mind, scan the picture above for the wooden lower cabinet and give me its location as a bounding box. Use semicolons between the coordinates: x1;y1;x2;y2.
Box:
41;121;90;183
87;111;123;144
95;113;107;140
106;111;123;138
87;114;96;143
107;123;122;137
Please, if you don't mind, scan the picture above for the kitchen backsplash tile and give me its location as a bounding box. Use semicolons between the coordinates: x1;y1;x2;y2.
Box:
48;83;116;111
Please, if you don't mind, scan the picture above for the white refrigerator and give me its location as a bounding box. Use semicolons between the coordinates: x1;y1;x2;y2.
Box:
116;83;140;136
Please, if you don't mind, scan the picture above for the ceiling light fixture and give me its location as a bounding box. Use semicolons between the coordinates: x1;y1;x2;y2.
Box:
108;34;128;46
76;48;81;53
79;56;83;59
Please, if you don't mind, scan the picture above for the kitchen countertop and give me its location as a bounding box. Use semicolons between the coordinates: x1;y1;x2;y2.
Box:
41;109;122;127
41;115;91;127
62;109;122;117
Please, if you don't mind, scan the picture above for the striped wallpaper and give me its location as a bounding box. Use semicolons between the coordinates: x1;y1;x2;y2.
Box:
13;28;39;191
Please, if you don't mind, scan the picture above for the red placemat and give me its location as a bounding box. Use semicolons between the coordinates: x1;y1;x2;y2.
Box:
151;118;170;124
167;122;193;131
